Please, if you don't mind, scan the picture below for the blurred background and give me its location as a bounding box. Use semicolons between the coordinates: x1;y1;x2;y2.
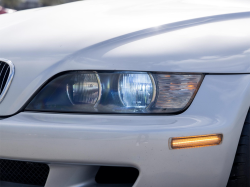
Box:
0;0;81;14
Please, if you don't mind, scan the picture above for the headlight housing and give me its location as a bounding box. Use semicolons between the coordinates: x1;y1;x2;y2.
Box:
26;71;203;114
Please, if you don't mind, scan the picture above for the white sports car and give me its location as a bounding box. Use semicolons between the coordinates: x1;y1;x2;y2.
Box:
0;0;250;187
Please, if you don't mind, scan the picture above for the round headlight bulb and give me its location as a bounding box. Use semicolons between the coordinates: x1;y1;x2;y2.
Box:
118;73;155;108
66;72;101;105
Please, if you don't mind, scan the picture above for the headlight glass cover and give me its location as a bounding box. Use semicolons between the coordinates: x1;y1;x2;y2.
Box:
26;71;203;114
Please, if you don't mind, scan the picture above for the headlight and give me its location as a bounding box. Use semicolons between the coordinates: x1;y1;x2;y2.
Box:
26;71;203;114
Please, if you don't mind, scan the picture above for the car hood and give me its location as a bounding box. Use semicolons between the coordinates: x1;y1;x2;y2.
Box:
0;0;250;116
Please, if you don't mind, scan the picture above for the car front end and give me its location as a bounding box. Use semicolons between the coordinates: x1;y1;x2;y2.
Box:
0;0;250;187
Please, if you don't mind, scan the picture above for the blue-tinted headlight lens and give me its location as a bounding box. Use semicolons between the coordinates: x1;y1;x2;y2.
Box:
26;71;203;114
118;74;155;108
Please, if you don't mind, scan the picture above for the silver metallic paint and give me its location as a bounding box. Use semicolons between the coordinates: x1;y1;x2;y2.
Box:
45;165;99;187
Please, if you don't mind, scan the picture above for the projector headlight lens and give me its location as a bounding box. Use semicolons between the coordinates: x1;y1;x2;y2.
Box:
66;72;101;105
26;71;203;114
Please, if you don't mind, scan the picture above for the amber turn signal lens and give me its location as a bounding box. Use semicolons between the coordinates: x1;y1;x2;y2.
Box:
170;134;223;150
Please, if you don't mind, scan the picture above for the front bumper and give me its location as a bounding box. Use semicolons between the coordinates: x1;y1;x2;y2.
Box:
1;75;250;187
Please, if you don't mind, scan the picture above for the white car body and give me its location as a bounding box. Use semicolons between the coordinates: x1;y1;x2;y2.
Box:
4;8;17;14
0;0;250;186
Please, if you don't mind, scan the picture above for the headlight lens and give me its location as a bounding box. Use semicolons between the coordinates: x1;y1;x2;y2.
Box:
118;73;155;108
67;72;101;105
26;71;203;114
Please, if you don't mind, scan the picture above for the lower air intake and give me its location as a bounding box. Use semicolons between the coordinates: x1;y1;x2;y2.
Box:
95;166;139;185
0;159;49;186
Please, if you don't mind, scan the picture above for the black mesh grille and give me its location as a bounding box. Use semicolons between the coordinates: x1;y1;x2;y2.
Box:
0;61;10;95
0;159;50;186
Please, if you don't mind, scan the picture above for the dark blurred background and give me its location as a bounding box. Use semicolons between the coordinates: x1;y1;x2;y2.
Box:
0;0;81;10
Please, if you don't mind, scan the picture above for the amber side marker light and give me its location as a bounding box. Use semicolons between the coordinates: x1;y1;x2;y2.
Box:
170;134;223;150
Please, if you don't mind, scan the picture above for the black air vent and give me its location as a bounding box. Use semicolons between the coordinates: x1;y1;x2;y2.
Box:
95;166;139;185
0;159;50;186
0;61;10;96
